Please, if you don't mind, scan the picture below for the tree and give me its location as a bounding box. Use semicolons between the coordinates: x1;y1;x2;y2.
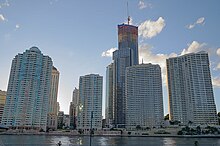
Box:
196;126;201;135
170;120;180;125
177;130;183;135
164;114;169;120
136;125;142;131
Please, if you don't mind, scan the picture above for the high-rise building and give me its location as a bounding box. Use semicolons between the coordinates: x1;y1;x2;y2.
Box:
1;47;53;130
69;87;79;129
77;74;103;130
125;64;164;129
0;90;7;123
105;63;114;127
112;23;138;127
47;66;59;130
166;51;218;125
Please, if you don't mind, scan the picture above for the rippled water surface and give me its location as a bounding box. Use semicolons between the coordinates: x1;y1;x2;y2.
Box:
0;135;220;146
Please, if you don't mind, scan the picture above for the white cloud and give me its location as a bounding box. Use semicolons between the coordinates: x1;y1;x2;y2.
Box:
0;0;10;8
139;44;177;84
49;0;59;5
102;47;117;57
216;48;220;56
212;77;220;88
187;24;195;29
138;0;152;9
15;24;20;29
196;17;205;24
215;63;220;70
181;41;206;55
0;14;5;21
139;17;165;39
139;41;208;85
186;24;196;29
186;17;205;29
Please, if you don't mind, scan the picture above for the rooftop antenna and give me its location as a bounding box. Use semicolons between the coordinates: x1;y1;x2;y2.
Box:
127;1;130;25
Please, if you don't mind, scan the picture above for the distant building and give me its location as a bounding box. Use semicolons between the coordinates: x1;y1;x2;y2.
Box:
64;114;70;128
167;51;218;125
105;63;114;127
77;74;103;130
47;66;60;130
57;111;64;129
69;88;79;129
69;103;75;129
0;90;7;123
112;23;138;127
125;64;164;129
2;47;53;131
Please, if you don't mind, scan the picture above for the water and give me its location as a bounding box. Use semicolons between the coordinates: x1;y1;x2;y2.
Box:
0;135;220;146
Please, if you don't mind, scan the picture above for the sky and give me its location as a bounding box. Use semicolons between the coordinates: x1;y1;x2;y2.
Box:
1;0;220;116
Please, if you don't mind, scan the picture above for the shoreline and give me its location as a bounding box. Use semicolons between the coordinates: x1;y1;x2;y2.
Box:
1;132;220;138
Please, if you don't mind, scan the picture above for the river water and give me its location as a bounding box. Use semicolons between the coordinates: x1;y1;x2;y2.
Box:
0;135;220;146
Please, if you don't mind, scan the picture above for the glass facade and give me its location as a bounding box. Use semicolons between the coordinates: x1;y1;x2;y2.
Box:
112;24;138;127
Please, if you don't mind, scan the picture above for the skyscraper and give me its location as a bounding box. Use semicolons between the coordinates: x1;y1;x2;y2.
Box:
125;64;164;130
47;66;60;130
105;63;114;127
77;74;103;130
69;87;79;129
166;51;218;125
112;23;138;127
2;47;53;130
0;90;7;123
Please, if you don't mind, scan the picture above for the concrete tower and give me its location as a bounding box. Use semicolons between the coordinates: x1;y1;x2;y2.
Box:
77;74;103;130
167;51;218;125
2;47;53;130
125;64;164;129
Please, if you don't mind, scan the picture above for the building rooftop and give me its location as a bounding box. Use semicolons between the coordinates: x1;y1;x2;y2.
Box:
29;46;41;53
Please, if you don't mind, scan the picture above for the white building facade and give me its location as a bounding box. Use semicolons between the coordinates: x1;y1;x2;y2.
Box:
166;51;218;125
1;47;53;131
125;63;164;130
77;74;103;131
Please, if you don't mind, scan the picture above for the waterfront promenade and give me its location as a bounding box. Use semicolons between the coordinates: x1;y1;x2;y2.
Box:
1;127;220;138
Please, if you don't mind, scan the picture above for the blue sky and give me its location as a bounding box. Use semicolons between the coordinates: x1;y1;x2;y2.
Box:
1;0;220;116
